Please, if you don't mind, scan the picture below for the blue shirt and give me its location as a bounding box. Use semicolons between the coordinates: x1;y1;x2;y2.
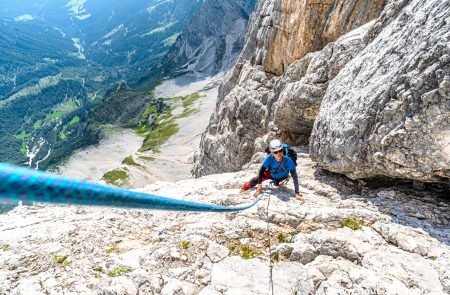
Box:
262;155;296;179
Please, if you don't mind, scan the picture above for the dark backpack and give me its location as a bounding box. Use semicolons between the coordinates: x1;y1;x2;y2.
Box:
265;143;297;166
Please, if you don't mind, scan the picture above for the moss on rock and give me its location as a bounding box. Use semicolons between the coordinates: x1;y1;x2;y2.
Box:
122;156;141;167
102;168;130;187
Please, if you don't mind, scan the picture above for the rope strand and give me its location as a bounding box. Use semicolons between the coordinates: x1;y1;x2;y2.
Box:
264;178;290;294
259;183;274;295
0;163;267;212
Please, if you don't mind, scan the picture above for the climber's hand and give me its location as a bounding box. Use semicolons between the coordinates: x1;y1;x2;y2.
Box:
254;184;263;197
295;193;304;201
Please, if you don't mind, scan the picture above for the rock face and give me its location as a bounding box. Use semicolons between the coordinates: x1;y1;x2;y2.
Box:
1;152;448;294
193;0;385;177
273;22;374;139
264;0;387;75
309;0;450;182
163;0;257;77
194;0;449;184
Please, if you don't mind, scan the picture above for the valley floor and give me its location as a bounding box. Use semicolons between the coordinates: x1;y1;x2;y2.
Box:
57;128;143;182
132;75;221;186
58;74;221;188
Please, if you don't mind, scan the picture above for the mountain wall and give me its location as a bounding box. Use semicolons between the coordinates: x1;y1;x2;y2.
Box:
193;0;387;177
193;0;450;184
262;0;386;75
162;0;257;77
309;0;450;182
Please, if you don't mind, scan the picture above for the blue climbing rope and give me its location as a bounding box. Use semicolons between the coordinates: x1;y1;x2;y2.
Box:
0;163;265;212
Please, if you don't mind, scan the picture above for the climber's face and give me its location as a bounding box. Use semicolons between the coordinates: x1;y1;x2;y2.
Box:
271;148;283;160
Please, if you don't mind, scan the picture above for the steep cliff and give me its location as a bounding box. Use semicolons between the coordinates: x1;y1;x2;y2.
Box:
264;0;386;75
163;0;257;77
193;0;387;177
309;0;450;182
194;0;449;184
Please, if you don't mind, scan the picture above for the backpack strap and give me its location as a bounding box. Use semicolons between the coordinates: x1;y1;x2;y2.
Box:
277;156;284;172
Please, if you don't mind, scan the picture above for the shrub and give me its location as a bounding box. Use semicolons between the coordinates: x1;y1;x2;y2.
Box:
181;241;189;249
341;218;364;230
270;252;280;262
105;246;119;254
277;232;292;243
53;254;70;266
240;246;260;259
107;267;130;277
122;156;141;167
102;169;129;186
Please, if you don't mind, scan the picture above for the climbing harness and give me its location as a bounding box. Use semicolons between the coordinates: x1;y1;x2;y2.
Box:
0;163;267;212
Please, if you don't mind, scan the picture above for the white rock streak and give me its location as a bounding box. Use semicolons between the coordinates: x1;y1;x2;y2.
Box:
35;147;52;170
102;24;124;39
14;14;34;22
25;137;47;168
65;0;91;20
71;38;85;60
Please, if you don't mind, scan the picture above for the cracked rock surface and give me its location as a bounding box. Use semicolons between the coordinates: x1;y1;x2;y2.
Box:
1;150;448;294
193;0;387;178
194;0;449;184
310;0;450;182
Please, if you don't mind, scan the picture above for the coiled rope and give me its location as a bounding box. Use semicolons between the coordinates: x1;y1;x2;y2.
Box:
0;163;266;212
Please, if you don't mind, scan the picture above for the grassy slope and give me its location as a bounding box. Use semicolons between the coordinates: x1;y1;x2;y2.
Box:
137;92;204;152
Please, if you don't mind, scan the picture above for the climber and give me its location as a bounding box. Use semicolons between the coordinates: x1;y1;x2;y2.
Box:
241;139;303;201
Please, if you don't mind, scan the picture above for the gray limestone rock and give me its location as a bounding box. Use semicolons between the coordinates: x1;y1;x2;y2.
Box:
164;0;257;77
295;255;413;295
209;256;302;294
372;221;445;257
0;155;448;294
206;242;229;263
310;0;450;182
306;227;385;263
362;247;445;294
289;242;317;265
161;279;197;295
192;63;278;176
274;21;375;137
193;1;384;178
